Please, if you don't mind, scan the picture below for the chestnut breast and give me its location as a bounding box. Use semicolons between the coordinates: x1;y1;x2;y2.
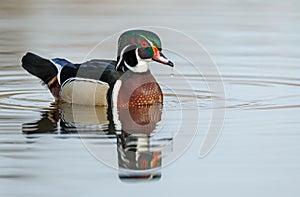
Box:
117;71;163;108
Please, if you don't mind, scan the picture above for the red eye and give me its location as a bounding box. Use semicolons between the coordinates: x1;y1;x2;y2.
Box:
141;41;148;47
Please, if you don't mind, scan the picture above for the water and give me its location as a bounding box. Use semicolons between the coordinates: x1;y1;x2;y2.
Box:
1;0;300;196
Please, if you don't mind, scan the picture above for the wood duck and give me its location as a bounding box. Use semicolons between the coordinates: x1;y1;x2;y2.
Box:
21;30;173;108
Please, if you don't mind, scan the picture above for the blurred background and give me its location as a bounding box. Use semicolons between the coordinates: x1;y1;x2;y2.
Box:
1;0;300;196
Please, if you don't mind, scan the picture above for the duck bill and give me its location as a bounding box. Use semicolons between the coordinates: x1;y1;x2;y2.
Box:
152;46;174;67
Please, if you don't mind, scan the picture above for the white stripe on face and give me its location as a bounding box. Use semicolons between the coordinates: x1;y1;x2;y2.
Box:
138;34;154;46
116;45;133;70
124;49;149;73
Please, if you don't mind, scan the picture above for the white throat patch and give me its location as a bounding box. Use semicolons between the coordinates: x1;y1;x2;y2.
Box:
124;49;150;73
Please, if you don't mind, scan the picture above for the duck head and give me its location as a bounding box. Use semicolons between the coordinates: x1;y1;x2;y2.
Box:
116;30;174;73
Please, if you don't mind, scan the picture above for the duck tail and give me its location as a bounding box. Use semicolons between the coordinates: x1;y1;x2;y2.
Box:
21;52;58;84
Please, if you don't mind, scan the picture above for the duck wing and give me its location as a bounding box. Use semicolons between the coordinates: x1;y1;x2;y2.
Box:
21;53;121;106
52;59;121;106
54;59;120;88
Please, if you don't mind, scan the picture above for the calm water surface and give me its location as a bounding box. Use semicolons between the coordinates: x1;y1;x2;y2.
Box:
1;0;300;196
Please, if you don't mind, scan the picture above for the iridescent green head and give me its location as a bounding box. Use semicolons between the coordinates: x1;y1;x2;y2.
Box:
117;30;162;57
116;30;173;73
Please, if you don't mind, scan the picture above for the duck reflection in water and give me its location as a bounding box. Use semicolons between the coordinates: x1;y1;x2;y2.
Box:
23;103;170;181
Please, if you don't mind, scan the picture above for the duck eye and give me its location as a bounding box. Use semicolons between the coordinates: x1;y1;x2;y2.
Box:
140;41;149;48
138;47;154;59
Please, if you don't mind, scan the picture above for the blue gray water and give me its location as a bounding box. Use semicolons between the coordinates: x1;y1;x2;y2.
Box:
1;0;300;196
